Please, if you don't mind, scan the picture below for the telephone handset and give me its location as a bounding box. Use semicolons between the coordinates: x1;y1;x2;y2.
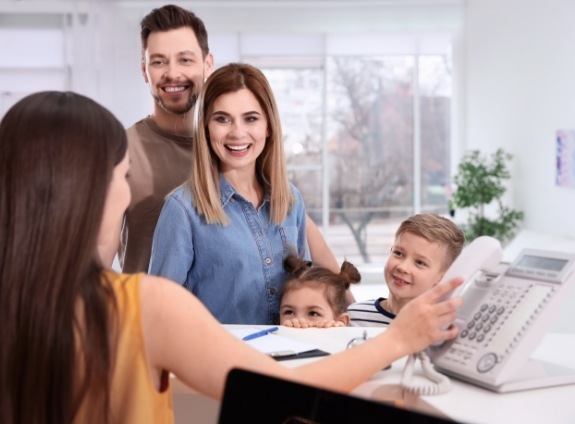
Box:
436;235;504;322
426;236;575;393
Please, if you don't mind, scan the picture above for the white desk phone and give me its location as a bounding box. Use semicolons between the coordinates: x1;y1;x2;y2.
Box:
419;236;575;393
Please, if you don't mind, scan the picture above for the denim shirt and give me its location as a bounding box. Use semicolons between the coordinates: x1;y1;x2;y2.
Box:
149;175;309;325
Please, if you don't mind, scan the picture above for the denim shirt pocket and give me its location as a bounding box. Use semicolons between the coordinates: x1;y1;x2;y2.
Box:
279;225;299;256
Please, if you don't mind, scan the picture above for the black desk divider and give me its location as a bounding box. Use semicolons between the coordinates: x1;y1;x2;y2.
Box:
218;368;459;424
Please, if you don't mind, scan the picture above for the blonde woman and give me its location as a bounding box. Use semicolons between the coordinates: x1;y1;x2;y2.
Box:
149;63;311;324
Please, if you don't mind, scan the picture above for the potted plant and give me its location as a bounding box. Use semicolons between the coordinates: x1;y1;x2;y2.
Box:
448;148;524;244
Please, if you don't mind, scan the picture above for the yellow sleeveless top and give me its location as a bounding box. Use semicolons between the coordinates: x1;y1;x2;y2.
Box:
76;272;174;423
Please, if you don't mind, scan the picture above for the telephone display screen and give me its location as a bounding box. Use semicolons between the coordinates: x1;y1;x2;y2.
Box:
516;255;568;272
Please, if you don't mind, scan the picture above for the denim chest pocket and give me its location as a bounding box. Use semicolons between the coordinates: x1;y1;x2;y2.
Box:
279;225;299;256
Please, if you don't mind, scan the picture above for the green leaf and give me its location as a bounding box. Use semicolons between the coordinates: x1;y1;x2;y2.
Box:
449;148;524;244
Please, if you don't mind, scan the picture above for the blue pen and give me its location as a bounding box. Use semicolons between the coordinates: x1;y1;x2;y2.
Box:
242;326;279;341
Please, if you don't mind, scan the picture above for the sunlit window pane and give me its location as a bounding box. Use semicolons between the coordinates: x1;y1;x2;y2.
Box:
257;51;452;265
326;56;414;263
261;68;324;168
419;55;451;213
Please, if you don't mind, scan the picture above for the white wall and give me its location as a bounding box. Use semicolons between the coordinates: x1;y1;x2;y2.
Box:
463;0;575;333
464;0;575;240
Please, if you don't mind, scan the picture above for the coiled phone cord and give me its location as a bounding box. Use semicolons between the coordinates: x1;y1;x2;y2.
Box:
400;351;451;396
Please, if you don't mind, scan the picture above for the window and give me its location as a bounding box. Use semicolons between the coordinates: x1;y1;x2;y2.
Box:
252;40;453;265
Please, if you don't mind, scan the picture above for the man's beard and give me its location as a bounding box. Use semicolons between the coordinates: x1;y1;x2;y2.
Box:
154;91;198;115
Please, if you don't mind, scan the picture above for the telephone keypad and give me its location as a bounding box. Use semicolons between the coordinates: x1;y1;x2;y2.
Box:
454;283;555;367
434;249;575;382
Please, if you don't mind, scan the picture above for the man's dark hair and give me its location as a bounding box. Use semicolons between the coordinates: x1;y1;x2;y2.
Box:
140;4;209;58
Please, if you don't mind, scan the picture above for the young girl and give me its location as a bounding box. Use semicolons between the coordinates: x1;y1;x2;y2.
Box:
280;255;361;328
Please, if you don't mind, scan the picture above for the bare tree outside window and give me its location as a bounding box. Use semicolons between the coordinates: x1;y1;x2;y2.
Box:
261;53;452;265
419;56;453;211
326;56;414;262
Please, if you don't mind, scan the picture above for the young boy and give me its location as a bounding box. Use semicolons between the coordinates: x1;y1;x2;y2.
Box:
348;213;465;326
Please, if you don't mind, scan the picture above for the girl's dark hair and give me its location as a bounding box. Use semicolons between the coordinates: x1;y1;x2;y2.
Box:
140;4;210;58
0;91;127;423
281;254;361;317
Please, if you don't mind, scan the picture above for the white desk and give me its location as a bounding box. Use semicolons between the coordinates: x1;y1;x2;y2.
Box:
173;326;575;424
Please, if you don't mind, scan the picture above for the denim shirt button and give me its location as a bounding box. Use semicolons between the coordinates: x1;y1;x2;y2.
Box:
269;287;276;295
264;257;272;265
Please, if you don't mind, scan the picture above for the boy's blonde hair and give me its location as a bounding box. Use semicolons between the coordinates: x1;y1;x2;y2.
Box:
395;214;465;271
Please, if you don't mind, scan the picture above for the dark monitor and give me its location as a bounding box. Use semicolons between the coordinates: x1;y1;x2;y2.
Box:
218;368;458;424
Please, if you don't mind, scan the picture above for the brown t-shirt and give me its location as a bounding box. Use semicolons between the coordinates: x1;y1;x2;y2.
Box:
119;117;193;273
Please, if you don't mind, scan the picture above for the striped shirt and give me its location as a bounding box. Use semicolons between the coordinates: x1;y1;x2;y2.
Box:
347;298;396;327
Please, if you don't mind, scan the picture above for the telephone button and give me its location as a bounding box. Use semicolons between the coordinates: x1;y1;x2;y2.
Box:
467;321;475;330
483;324;492;333
474;312;482;320
460;329;469;338
468;332;477;340
480;304;489;311
477;353;498;373
490;315;499;324
497;306;505;314
477;334;485;342
488;305;497;313
475;322;483;331
482;314;491;322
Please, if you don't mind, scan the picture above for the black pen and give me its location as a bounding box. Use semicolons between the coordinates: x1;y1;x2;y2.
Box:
242;326;279;341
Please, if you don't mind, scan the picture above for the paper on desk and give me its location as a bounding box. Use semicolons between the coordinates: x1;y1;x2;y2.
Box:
229;327;320;355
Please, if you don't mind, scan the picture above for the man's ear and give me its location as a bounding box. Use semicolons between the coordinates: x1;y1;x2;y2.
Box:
204;52;215;78
141;59;149;83
337;312;350;327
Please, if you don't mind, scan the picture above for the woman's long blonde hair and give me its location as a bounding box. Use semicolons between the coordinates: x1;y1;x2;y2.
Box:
189;63;294;225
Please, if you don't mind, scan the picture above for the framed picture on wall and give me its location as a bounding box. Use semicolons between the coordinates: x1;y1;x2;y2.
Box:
556;129;575;189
